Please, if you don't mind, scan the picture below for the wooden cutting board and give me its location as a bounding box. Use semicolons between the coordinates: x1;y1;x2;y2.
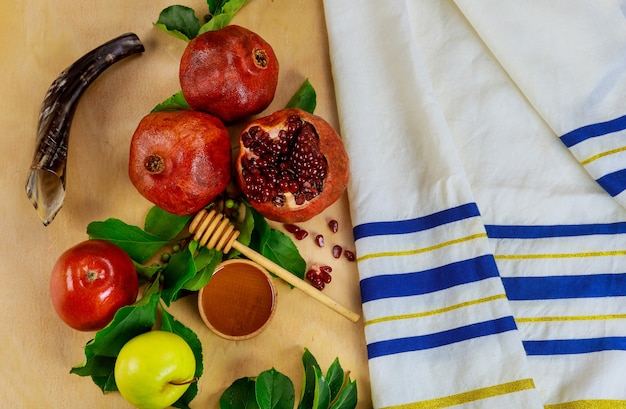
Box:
0;0;371;407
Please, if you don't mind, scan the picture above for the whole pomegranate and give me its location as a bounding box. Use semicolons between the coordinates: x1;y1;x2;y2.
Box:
235;108;349;223
128;110;231;215
179;25;279;124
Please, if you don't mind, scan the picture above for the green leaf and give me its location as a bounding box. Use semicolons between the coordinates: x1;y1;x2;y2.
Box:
329;380;357;409
263;229;306;280
286;79;317;114
161;247;198;305
87;218;169;263
298;348;321;409
325;358;345;402
312;367;331;409
161;307;204;409
220;377;259;409
229;204;255;259
199;0;251;34
155;5;201;41
182;244;222;291
70;279;161;392
151;91;190;113
134;260;164;283
255;368;295;409
144;205;192;240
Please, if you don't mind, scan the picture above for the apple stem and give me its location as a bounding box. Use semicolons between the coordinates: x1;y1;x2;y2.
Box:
169;377;198;386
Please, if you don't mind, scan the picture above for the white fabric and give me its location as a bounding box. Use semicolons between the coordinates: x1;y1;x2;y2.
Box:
323;1;626;408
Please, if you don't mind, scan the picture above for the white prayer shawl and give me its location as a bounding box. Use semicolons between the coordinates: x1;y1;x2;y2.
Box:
323;1;626;408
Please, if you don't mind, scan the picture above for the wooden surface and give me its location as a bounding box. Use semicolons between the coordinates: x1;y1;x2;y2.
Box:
1;0;371;407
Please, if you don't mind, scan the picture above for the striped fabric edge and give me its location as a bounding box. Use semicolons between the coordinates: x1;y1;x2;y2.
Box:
559;114;626;197
353;203;481;240
367;316;518;359
378;378;536;409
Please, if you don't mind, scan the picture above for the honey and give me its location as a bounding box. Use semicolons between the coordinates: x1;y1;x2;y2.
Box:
198;259;276;340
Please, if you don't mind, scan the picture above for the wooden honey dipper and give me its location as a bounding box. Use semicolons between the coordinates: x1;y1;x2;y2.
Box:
188;208;361;323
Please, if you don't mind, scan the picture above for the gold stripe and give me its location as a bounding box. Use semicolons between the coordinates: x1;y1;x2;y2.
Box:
581;145;626;165
516;314;626;323
364;294;507;326
380;378;536;409
357;233;487;262
495;249;626;260
545;400;626;409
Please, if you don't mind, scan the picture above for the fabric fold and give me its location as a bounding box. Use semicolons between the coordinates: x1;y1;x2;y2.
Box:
324;1;543;408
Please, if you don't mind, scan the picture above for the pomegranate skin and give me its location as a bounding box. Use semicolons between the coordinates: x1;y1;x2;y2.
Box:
179;25;279;124
236;108;350;223
128;110;231;215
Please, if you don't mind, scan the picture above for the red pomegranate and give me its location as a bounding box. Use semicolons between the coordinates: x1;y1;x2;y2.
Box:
179;25;279;124
235;108;349;223
128;110;231;215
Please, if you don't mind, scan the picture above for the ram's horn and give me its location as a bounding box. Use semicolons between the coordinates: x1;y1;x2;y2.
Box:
25;33;145;226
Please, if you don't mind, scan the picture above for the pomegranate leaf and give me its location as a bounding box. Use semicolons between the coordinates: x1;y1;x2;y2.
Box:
325;358;345;402
144;205;192;240
87;218;169;263
160;307;204;409
286;78;317;114
329;380;357;409
151;91;190;113
298;348;321;409
255;368;295;409
220;377;259;409
155;5;201;41
181;243;221;291
312;366;331;409
161;246;198;305
200;0;250;34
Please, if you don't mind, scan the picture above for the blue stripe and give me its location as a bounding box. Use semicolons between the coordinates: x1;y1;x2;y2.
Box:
596;168;626;197
360;255;499;303
367;316;517;359
560;113;626;147
352;203;481;241
524;337;626;355
502;274;626;300
485;222;626;239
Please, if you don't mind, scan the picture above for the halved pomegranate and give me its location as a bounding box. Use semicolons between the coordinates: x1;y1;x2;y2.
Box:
235;108;349;223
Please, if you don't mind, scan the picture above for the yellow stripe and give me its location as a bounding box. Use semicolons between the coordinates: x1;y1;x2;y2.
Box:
364;294;507;326
545;400;626;409
380;378;536;409
357;233;487;262
516;314;626;323
581;145;626;165
495;249;626;260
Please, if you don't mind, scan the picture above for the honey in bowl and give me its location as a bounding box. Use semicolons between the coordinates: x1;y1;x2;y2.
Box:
198;259;277;340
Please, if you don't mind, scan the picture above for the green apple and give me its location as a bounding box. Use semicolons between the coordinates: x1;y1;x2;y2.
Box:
114;330;196;409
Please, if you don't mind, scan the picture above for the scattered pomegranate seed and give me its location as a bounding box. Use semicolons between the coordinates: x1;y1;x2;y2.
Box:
319;271;332;284
319;265;332;274
284;223;301;234
328;219;339;233
332;245;342;259
344;250;356;261
306;269;318;282
311;278;325;290
314;234;325;247
294;229;309;240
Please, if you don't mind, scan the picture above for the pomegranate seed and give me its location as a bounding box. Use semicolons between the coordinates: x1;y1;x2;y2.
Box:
284;223;300;234
332;245;342;259
328;219;339;233
312;278;325;290
319;271;332;284
294;229;309;240
314;234;325;247
344;250;356;262
306;269;318;282
319;265;332;274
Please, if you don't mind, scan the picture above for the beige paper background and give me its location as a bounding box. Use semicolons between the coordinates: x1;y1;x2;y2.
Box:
1;0;371;407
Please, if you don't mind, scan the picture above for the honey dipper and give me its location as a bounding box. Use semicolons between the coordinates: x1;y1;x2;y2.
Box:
188;209;360;323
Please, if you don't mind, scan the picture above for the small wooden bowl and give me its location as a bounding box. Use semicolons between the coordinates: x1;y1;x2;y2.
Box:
198;259;277;340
